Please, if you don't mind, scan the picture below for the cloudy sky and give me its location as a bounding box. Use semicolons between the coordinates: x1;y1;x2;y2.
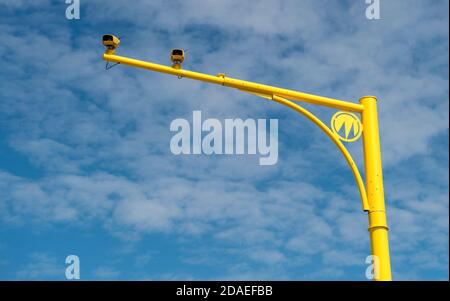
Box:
0;0;448;280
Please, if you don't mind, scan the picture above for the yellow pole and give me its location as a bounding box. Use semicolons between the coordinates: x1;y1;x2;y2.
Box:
103;53;365;113
101;38;393;280
360;96;392;281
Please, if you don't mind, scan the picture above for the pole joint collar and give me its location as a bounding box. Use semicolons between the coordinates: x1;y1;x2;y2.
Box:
368;210;389;231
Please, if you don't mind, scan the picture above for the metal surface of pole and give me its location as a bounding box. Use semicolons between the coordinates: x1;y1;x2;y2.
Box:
360;96;392;280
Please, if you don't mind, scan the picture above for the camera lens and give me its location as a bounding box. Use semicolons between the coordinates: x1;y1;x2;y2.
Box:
103;35;113;41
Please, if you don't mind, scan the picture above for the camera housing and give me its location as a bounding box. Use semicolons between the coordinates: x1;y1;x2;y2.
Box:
102;34;120;52
171;49;185;69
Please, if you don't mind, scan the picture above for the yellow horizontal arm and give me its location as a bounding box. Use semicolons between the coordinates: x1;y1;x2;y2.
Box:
271;95;369;211
103;53;364;113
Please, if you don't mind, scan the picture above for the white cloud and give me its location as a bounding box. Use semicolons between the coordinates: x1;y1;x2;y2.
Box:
0;0;447;280
16;253;62;280
92;266;121;279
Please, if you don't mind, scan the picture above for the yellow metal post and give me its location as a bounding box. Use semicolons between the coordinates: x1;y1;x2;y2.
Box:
102;53;365;113
101;37;394;280
360;96;392;281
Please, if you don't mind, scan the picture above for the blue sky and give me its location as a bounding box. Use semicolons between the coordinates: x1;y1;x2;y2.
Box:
0;0;448;280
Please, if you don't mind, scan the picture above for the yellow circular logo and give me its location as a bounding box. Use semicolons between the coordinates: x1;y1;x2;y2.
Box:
331;111;362;142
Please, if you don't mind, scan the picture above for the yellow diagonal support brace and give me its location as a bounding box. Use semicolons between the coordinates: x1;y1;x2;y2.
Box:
271;95;369;212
